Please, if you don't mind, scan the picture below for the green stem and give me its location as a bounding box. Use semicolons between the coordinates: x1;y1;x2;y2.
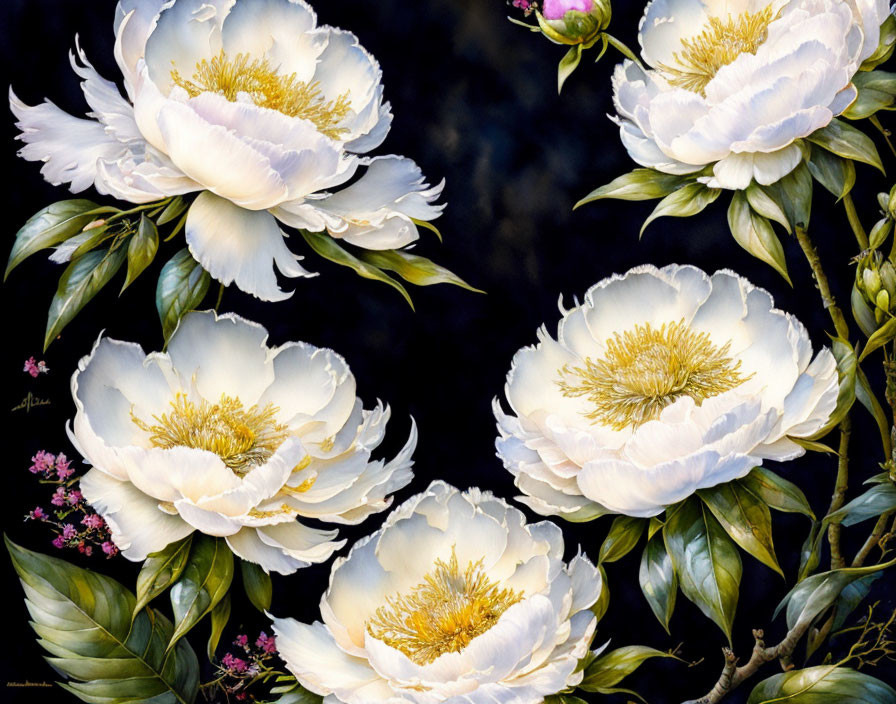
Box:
215;283;225;312
794;226;852;339
871;115;896;160
852;512;892;567
102;198;174;227
828;414;852;569
843;193;870;250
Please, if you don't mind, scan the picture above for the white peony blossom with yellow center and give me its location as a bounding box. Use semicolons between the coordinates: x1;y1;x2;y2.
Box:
495;265;839;519
272;481;602;704
10;0;444;301
611;0;892;190
71;311;416;574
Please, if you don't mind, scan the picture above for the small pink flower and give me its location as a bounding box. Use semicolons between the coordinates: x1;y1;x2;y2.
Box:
51;487;67;507
256;632;277;654
77;541;93;556
234;634;249;648
101;541;118;556
29;450;55;475
62;524;77;540
52;536;65;549
222;653;248;672
82;514;104;529
30;507;47;520
56;454;74;480
23;357;40;378
67;489;83;505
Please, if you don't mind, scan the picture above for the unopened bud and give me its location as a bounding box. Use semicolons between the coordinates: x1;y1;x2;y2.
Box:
864;268;883;297
536;0;611;45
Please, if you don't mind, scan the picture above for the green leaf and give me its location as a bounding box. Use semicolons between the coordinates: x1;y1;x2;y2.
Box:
6;199;101;279
168;535;234;649
156;248;211;343
808;119;885;174
869;216;894;250
763;162;813;230
599;516;645;564
71;224;116;260
830;572;881;631
356;249;483;293
207;592;231;661
664;498;742;642
852;283;880;338
269;685;325;704
45;244;127;351
802;337;856;441
825;483;896;527
776;558;896;631
639;533;677;633
6;536;199;704
861;14;896;70
135;536;194;617
845;70;896;119
157;196;190;226
856;364;893;458
738;467;815;519
579;645;676;692
240;559;273;612
300;230;413;309
592;565;610;623
807;146;856;200
412;217;443;242
122;215;160;292
798;521;824;582
558;44;582;93
575;169;690;207
745;182;792;234
859;316;896;361
544;696;589;704
748;667;896;703
641;183;721;236
698;482;782;577
728;191;791;284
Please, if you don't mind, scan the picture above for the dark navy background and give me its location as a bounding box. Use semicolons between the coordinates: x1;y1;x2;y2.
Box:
2;1;895;702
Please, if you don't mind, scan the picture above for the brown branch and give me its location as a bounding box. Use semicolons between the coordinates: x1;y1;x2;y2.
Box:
853;512;894;567
682;628;804;704
828;414;852;569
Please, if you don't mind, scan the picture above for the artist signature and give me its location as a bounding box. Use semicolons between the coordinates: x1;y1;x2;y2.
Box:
11;392;51;413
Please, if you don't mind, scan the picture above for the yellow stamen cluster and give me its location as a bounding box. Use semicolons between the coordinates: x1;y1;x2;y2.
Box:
662;6;776;95
557;319;750;430
133;393;291;476
171;51;351;139
366;551;523;665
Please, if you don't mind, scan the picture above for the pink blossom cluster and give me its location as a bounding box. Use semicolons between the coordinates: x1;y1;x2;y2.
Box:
213;632;280;701
23;357;49;377
24;449;118;559
512;0;536;15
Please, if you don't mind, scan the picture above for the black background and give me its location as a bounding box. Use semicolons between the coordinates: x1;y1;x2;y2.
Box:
2;1;895;702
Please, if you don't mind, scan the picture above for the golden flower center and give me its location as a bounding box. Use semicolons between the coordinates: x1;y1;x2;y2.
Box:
170;51;351;139
662;6;776;95
366;551;523;665
133;393;291;476
556;319;751;430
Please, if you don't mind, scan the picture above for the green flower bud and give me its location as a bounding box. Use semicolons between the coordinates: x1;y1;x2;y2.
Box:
536;0;611;45
864;268;883;298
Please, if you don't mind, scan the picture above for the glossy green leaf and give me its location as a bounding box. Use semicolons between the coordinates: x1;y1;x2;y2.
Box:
412;217;443;242
579;645;676;692
738;467;815;519
241;559;273;612
558;44;582;93
830;572;881;631
825;483;896;527
168;535;234;649
135;535;193;617
728;191;791;284
599;516;645;564
745;182;792;233
641;182;721;236
698;482;782;576
6;536;199;704
592;565;610;623
156;248;211;343
869;216;894;250
798;521;824;582
639;533;677;633
763;162;813;230
807;145;856;199
207;592;231;661
808;119;885;174
664;498;742;642
861;14;896;70
856;365;892;458
844;70;896;119
70;224;116;260
300;230;413;309
776;558;896;631
852;283;880;338
45;244;127;350
157;196;189;226
122;214;160;292
859;316;896;361
6;199;101;279
576;169;690;207
747;666;896;703
357;249;483;293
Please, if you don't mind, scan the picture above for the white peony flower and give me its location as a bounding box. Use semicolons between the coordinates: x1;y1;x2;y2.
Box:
272;481;601;704
611;0;892;190
10;0;445;300
71;310;416;574
495;264;839;519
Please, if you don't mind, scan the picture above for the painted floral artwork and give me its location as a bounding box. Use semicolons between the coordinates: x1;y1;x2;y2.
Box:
4;0;896;703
